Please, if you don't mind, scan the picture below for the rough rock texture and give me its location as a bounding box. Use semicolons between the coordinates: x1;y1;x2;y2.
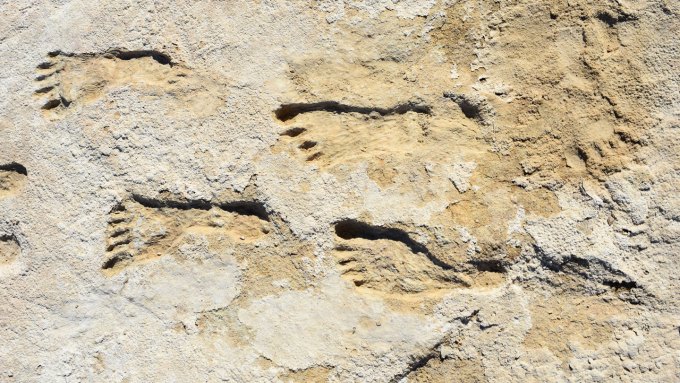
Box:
1;0;679;382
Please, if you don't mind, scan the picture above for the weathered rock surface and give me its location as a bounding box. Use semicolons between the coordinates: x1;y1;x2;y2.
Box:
1;0;679;381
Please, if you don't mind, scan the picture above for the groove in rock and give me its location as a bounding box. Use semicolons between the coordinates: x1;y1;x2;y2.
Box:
602;279;638;290
596;11;637;27
298;140;317;150
46;48;174;66
41;99;61;110
36;61;55;69
109;49;174;66
280;127;306;137
101;253;131;270
274;101;431;122
106;238;131;252
130;194;270;221
469;259;506;273
536;250;640;292
34;86;54;94
131;194;212;211
218;201;271;222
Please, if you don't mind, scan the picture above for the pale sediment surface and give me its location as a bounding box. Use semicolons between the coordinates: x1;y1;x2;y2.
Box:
0;1;679;382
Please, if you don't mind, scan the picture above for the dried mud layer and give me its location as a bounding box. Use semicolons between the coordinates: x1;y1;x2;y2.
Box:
0;1;679;382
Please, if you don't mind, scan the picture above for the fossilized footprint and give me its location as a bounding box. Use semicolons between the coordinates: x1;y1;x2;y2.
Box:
331;220;465;296
0;233;20;269
0;220;23;275
273;101;436;168
103;195;271;275
0;163;27;198
34;49;224;117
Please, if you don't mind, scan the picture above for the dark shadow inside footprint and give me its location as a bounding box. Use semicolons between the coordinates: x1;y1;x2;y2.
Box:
130;194;271;222
274;101;431;122
109;49;174;66
334;219;452;270
0;163;27;176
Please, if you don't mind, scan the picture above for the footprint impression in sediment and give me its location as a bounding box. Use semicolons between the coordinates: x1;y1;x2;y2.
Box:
272;92;642;299
103;194;272;275
0;232;21;271
331;219;465;297
0;165;26;274
274;101;433;167
34;49;223;117
0;163;27;198
0;220;24;275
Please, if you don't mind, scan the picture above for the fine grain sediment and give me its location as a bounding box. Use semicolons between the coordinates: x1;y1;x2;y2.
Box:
0;0;678;382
